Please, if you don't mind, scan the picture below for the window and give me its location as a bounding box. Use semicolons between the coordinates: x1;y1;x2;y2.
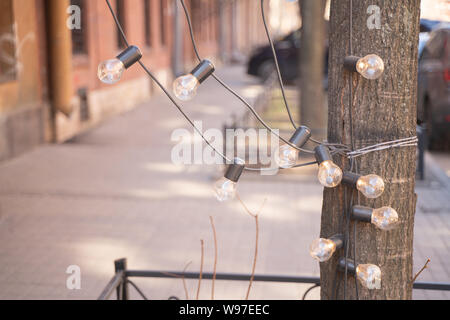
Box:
0;0;17;83
70;0;87;55
144;0;152;47
116;0;126;49
160;0;167;46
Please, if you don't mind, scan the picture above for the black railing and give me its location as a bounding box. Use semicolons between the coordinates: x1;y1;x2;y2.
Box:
99;258;450;300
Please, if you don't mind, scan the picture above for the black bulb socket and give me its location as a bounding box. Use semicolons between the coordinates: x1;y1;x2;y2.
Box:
352;205;373;223
117;46;142;69
343;55;361;72
329;234;345;250
342;172;361;187
191;60;215;83
224;159;245;183
338;257;357;274
289;126;311;148
314;145;333;165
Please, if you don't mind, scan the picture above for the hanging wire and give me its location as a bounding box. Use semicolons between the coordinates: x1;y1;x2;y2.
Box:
178;0;316;155
344;0;359;300
260;0;298;130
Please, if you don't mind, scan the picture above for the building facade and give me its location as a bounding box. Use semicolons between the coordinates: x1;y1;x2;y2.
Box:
0;0;275;161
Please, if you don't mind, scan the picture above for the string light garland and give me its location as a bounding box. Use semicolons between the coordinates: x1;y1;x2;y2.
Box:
178;0;317;156
100;0;421;300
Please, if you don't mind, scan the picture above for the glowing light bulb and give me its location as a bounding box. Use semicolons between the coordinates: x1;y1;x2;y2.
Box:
214;177;237;202
173;74;199;101
356;174;385;199
356;264;382;290
318;160;343;188
310;238;338;262
371;207;399;231
173;60;215;101
213;158;245;202
275;144;299;168
97;46;142;85
356;54;384;80
98;59;125;84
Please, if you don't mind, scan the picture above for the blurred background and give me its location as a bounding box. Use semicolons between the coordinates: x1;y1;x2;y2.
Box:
0;0;449;300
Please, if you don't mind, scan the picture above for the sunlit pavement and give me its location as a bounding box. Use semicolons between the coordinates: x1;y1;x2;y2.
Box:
430;152;450;179
0;65;448;300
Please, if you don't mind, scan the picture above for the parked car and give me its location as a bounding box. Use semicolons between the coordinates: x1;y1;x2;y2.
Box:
417;23;450;149
246;28;329;83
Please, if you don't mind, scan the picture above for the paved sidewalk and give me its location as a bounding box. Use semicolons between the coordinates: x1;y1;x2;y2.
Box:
0;65;448;300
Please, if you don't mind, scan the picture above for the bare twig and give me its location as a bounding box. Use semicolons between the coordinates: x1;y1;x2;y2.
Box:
160;261;192;300
236;193;267;300
196;239;204;300
236;193;266;218
182;261;192;300
245;214;259;300
412;258;431;283
210;216;218;300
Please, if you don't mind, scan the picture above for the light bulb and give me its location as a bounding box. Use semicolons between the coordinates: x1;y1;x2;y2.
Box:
97;46;142;85
356;264;382;290
310;238;337;262
213;158;245;202
173;74;199;101
318;160;343;188
275;126;311;169
214;177;237;202
173;60;215;101
356;54;384;80
275;144;299;168
371;207;399;230
98;59;125;84
356;174;385;199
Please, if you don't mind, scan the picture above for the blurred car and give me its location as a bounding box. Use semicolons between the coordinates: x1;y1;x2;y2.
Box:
417;23;450;149
246;29;329;83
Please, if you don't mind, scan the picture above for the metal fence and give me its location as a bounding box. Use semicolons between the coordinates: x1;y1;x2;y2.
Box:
99;258;450;300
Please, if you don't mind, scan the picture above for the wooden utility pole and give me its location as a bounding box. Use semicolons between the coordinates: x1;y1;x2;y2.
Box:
320;0;420;300
299;0;327;138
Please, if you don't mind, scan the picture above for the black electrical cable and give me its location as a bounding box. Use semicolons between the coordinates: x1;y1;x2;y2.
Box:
260;0;298;130
302;284;320;300
127;280;149;300
178;0;316;155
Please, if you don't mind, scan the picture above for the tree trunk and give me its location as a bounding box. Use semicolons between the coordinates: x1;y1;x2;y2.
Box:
320;0;420;300
299;0;327;138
